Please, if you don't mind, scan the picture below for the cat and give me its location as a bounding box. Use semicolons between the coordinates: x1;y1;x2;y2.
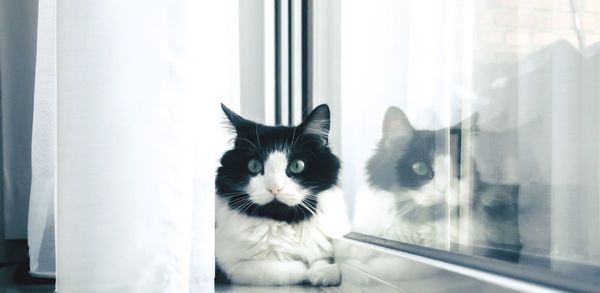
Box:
352;106;521;262
215;104;350;286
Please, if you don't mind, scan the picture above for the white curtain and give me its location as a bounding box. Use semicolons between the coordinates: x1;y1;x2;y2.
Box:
28;0;56;277
29;0;240;292
334;0;600;265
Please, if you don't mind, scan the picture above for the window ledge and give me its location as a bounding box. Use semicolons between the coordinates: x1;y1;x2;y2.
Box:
335;234;566;293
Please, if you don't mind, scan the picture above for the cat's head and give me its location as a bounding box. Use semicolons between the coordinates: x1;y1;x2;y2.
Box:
366;106;477;206
216;104;340;223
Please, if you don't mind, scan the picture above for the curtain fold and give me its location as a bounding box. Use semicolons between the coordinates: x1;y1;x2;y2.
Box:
30;0;239;291
28;0;56;278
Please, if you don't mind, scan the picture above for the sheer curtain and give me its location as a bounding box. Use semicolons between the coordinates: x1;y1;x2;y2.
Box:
29;0;240;291
28;0;56;278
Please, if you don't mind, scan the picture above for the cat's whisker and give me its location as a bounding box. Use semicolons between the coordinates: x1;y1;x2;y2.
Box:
297;204;308;219
220;194;249;201
290;131;309;151
255;125;262;150
290;127;298;150
218;191;247;196
290;139;312;150
229;198;248;208
235;200;254;215
232;198;254;217
217;191;246;195
292;205;300;221
248;203;258;217
235;137;260;153
302;149;326;165
229;198;251;206
235;146;258;153
297;200;317;217
396;201;417;217
239;203;254;215
221;195;246;200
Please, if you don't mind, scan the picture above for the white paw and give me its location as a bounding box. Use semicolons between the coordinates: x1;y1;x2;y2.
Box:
306;262;341;286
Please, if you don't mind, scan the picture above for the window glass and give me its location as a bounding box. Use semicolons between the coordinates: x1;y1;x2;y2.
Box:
318;0;600;281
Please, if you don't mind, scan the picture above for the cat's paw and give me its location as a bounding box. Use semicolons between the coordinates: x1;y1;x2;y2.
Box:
306;261;341;286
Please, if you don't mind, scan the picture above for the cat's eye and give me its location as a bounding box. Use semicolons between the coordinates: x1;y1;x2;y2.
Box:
412;162;428;176
248;159;263;174
289;159;305;174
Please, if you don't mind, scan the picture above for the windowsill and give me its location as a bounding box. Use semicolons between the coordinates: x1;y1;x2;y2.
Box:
335;235;564;293
215;284;341;293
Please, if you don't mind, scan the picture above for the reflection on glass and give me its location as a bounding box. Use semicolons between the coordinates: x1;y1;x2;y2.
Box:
353;107;521;262
329;1;600;282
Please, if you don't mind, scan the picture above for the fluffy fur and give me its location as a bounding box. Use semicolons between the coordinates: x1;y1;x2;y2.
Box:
353;106;521;261
215;104;349;286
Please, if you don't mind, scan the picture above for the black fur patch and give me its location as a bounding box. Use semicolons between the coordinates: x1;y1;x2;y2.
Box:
366;129;446;191
216;104;340;224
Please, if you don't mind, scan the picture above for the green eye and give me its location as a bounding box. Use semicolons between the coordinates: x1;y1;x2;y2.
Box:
289;159;305;174
412;162;428;176
248;159;263;174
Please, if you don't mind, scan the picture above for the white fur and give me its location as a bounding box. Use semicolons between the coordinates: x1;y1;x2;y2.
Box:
216;186;349;286
353;186;452;248
407;155;460;207
353;154;466;248
246;152;308;206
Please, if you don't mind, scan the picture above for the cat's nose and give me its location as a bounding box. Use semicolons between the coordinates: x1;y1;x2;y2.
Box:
268;186;282;196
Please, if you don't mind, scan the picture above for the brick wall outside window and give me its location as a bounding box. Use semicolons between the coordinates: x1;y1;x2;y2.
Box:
473;0;600;63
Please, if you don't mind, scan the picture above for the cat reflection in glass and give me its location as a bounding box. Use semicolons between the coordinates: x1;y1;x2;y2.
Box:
215;104;349;286
353;106;521;261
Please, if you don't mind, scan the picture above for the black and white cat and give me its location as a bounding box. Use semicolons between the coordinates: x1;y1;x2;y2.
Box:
353;106;521;261
215;104;349;286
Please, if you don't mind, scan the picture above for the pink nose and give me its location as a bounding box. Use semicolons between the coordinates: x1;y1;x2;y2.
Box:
268;187;282;196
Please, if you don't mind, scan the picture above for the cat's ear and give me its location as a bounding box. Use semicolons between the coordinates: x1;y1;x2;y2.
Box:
221;103;250;134
298;104;330;145
382;106;414;141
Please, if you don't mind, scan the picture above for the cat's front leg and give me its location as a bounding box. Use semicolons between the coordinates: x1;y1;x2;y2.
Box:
306;259;341;286
226;259;307;286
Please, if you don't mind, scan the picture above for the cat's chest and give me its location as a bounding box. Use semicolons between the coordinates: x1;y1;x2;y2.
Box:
239;220;304;260
216;200;332;262
353;186;460;246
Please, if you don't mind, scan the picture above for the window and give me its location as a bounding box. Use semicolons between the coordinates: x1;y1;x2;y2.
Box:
309;0;600;291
